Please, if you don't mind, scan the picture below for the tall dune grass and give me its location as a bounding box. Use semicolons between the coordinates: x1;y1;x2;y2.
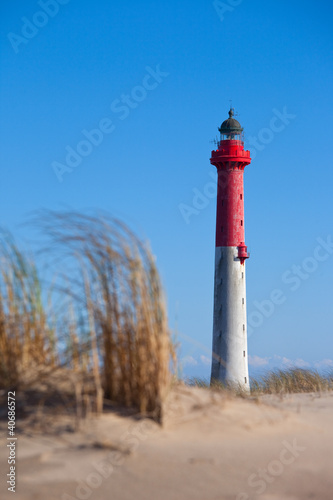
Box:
0;211;175;421
251;368;333;394
188;369;333;395
0;234;57;387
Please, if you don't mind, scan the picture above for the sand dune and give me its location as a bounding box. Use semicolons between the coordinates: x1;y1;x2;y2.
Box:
1;386;333;500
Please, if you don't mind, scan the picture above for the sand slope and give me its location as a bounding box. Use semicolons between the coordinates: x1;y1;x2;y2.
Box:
1;386;333;500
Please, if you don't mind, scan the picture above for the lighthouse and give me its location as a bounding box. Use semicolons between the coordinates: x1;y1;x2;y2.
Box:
210;108;251;390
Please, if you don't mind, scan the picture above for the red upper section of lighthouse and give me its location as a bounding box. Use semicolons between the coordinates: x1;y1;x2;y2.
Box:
211;140;251;169
210;109;251;251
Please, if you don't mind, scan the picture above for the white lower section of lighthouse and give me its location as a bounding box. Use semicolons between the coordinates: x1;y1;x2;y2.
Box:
211;246;250;390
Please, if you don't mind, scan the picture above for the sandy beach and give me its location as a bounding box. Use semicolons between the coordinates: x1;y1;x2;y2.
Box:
1;386;333;500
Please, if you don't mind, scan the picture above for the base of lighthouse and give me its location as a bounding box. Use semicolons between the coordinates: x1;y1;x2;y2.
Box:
211;246;250;391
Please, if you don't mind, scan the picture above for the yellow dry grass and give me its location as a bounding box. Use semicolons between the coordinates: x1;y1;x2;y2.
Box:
189;368;333;396
0;211;175;422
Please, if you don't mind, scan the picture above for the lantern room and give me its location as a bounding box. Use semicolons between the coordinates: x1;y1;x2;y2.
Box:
218;108;244;142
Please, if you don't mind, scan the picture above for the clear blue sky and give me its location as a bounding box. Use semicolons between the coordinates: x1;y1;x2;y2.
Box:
1;0;333;379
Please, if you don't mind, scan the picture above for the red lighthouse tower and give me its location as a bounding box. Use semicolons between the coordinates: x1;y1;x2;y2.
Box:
210;108;251;388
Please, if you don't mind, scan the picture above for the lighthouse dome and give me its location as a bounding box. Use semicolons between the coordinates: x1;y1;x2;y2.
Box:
218;108;243;134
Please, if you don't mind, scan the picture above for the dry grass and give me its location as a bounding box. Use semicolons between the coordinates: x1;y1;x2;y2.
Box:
251;368;333;395
0;211;175;423
0;234;56;388
188;369;333;396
